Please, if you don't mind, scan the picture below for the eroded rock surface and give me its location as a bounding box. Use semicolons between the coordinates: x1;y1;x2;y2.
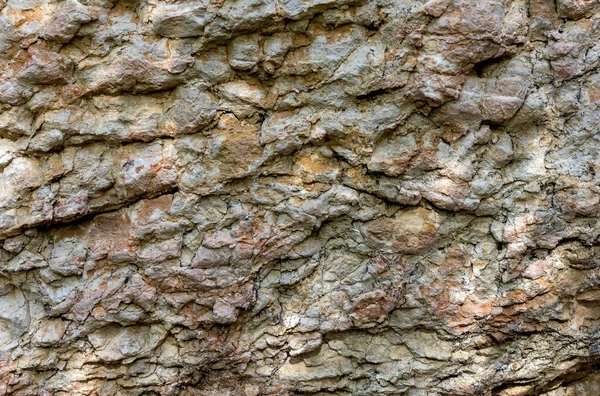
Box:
1;0;600;394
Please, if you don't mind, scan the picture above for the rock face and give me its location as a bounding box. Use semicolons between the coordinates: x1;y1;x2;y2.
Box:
1;0;600;394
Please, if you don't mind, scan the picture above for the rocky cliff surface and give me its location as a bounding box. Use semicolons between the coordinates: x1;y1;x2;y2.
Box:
1;0;600;394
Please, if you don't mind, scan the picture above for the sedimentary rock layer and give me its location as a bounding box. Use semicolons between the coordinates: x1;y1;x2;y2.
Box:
1;0;600;394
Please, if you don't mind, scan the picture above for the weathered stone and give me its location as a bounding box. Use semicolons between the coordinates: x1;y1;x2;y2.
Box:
363;207;443;254
1;0;600;394
29;129;64;152
43;0;92;43
151;1;211;38
0;107;34;139
228;34;261;70
556;0;600;19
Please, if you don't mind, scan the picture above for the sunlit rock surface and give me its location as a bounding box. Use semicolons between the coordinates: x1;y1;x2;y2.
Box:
1;0;600;394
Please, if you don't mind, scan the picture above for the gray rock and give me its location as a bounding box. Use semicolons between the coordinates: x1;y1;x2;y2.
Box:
1;0;600;394
151;1;211;38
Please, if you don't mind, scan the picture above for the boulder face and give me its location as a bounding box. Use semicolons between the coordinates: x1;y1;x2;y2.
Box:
2;0;600;394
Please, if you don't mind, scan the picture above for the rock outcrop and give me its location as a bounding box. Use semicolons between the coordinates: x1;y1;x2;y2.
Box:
1;0;600;394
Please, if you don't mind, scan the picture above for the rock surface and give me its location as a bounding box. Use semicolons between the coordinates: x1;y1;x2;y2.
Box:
1;0;600;394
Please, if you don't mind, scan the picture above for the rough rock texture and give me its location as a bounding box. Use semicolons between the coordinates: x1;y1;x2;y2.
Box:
1;0;600;394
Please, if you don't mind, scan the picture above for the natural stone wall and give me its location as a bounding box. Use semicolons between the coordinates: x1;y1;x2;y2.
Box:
1;0;600;394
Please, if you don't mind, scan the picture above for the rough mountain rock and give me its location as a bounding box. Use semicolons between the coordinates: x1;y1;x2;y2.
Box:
1;0;600;394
